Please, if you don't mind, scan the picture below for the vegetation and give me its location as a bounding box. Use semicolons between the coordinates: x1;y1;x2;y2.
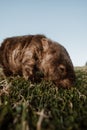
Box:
85;62;87;66
0;67;87;130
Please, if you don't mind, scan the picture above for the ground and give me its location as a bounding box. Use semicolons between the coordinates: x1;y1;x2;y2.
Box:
0;66;87;130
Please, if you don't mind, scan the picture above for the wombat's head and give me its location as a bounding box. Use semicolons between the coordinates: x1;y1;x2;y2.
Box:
41;38;76;88
49;53;76;88
47;57;76;88
55;63;76;88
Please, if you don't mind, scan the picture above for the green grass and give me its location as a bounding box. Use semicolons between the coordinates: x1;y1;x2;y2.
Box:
0;67;87;130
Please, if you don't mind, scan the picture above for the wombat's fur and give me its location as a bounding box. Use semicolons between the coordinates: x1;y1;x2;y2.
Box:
0;34;76;88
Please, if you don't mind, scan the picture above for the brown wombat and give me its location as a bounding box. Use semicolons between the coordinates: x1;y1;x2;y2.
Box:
0;34;76;88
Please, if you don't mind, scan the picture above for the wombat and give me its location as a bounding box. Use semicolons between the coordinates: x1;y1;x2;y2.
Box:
0;34;76;88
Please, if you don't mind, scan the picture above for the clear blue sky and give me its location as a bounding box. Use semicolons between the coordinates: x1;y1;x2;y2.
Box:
0;0;87;66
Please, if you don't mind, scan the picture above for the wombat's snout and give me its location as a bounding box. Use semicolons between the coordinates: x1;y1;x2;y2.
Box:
59;79;74;88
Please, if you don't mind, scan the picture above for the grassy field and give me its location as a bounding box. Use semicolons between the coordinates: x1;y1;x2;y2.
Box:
0;66;87;130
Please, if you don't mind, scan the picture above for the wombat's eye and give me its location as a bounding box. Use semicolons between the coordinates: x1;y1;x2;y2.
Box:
59;64;66;73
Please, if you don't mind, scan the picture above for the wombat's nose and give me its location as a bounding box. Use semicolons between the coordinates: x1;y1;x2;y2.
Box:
58;79;73;88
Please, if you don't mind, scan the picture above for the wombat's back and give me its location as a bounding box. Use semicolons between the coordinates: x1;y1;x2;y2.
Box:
0;34;46;76
0;35;34;75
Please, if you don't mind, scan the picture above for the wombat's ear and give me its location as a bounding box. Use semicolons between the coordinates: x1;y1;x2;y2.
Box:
41;38;49;51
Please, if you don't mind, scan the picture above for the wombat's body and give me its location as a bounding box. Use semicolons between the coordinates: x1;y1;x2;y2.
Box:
0;34;76;88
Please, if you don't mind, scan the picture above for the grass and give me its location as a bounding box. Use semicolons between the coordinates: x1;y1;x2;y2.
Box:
0;66;87;130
